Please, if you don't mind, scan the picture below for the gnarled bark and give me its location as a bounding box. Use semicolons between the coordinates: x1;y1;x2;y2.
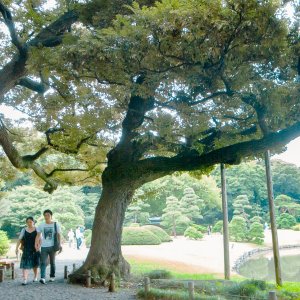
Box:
69;172;135;283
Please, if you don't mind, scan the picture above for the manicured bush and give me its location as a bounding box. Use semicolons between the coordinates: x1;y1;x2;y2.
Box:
122;227;161;245
142;225;172;242
229;216;247;242
248;222;264;244
277;213;297;229
0;230;10;256
191;224;207;233
146;269;172;279
184;226;203;240
212;220;223;233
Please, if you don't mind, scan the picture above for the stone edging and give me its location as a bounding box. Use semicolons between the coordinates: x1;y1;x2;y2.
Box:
232;244;300;273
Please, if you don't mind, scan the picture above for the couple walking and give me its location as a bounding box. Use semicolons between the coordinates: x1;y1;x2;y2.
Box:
15;209;62;285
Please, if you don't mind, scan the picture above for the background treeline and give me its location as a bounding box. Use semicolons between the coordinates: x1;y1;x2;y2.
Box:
1;158;300;240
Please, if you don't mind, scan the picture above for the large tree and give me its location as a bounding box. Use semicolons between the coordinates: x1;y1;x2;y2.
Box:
1;0;300;283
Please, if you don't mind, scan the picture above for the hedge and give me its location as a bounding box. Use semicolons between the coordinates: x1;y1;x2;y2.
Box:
142;225;172;242
122;227;161;245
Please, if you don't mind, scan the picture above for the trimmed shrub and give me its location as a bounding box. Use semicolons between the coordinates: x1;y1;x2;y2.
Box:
0;230;10;256
248;222;264;244
212;220;223;233
191;224;207;233
277;213;297;229
229;216;247;242
142;225;172;242
146;269;172;279
122;227;161;245
184;226;203;240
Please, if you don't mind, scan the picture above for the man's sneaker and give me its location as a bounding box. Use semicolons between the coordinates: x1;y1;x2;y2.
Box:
39;278;46;284
49;277;55;282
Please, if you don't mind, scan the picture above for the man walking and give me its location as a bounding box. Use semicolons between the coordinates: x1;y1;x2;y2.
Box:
35;209;62;284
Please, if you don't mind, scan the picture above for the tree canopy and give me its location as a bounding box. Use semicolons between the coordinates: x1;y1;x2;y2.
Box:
1;0;300;283
1;0;300;192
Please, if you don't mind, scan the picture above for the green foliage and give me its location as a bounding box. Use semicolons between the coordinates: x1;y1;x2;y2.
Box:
161;196;190;236
277;213;297;229
0;230;10;256
0;186;85;238
0;186;49;237
122;227;161;245
212;220;223;233
84;229;92;248
292;224;300;231
146;269;172;279
232;195;252;220
134;174;221;220
191;224;207;234
180;187;203;221
125;196;150;225
248;222;264;244
142;225;172;242
229;216;248;242
184;226;203;240
224;280;268;298
76;191;100;229
137;288;222;300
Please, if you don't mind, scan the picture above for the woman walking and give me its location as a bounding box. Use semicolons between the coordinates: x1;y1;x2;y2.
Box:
15;217;40;285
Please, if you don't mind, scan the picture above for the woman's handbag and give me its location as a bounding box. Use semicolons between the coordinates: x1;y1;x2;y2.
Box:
53;222;61;252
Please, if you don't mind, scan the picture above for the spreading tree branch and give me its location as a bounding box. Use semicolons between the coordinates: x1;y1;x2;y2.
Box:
135;121;300;182
0;119;57;192
0;1;25;54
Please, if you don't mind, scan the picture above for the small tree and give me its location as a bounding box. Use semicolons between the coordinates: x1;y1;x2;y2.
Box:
180;187;203;221
184;226;203;240
232;195;252;221
125;198;150;225
229;216;248;242
277;213;297;229
0;230;10;256
212;220;223;233
161;196;189;237
248;222;264;244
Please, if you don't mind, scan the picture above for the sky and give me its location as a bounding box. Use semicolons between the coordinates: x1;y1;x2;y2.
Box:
1;104;300;167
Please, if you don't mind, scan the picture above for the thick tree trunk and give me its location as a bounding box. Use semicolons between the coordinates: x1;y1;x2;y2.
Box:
69;177;135;284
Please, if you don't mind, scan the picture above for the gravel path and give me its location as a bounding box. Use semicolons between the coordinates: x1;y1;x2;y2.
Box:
0;246;137;300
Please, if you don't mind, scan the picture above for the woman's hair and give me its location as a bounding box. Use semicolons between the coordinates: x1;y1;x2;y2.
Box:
26;216;34;222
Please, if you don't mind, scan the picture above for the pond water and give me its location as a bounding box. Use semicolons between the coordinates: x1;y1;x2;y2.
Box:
238;251;300;282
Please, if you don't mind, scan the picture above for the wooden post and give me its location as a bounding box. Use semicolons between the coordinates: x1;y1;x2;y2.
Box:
108;272;115;292
73;263;76;272
0;267;4;282
268;291;277;300
265;150;282;286
144;277;150;294
11;263;15;280
188;281;194;300
221;163;230;280
86;270;91;288
64;266;68;279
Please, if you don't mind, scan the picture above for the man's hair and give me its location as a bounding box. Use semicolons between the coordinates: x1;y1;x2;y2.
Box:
43;209;53;216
